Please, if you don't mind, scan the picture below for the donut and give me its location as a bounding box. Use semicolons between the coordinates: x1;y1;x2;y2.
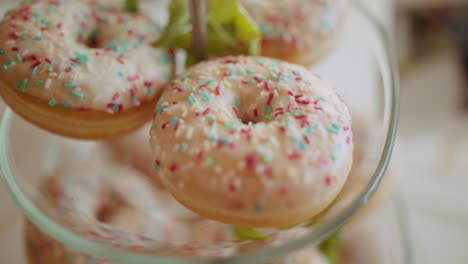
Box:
25;156;336;263
150;56;353;228
25;219;230;264
25;221;89;264
0;0;174;139
42;163;186;239
25;211;173;264
25;159;194;264
241;0;348;66
103;122;165;188
26;220;330;264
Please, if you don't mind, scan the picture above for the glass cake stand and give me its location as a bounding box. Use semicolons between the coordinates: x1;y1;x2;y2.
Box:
0;1;399;263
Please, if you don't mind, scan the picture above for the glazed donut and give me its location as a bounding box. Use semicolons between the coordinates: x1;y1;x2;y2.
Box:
44;162;188;243
25;210;178;264
25;221;90;264
241;0;348;66
26;220;329;264
0;0;174;139
150;56;353;228
25;219;232;264
25;160;193;264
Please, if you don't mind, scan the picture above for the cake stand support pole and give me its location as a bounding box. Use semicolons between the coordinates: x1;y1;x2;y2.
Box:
190;0;207;62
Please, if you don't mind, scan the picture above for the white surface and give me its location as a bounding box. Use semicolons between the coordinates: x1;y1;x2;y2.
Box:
398;50;468;264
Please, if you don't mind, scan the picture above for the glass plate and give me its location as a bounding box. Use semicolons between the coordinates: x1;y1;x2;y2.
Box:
0;1;399;263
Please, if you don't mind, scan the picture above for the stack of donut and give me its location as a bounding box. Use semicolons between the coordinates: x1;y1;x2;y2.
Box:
0;0;393;264
0;0;349;139
24;153;331;263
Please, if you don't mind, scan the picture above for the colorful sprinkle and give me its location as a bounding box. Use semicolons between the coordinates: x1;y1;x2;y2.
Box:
170;117;179;128
31;66;39;76
188;95;197;105
35;80;45;87
263;105;273;120
64;82;76;88
48;98;57;107
178;142;188;151
16;79;29;92
4;57;14;69
71;89;85;100
206;157;214;166
225;120;238;130
0;1;174;114
75;52;90;64
200;90;212;102
245;153;259;170
153;160;161;172
235;96;241;107
64;100;73;108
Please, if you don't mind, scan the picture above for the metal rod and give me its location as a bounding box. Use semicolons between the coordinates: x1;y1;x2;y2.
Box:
190;0;207;62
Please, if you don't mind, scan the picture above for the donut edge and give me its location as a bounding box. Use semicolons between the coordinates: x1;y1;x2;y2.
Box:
0;79;157;139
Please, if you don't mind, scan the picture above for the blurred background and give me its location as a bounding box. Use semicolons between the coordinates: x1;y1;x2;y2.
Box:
395;0;468;262
0;0;467;263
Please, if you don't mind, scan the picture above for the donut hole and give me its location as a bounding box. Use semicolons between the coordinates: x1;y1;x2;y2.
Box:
239;113;262;125
237;101;279;125
95;192;127;223
83;27;117;49
234;93;279;125
82;25;120;49
85;28;102;48
96;202;118;222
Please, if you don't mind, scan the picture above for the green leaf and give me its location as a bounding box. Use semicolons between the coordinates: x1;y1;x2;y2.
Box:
232;226;269;241
154;0;191;47
153;0;262;66
208;0;238;23
319;231;343;264
168;0;191;27
124;0;139;13
207;23;236;54
234;5;261;55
